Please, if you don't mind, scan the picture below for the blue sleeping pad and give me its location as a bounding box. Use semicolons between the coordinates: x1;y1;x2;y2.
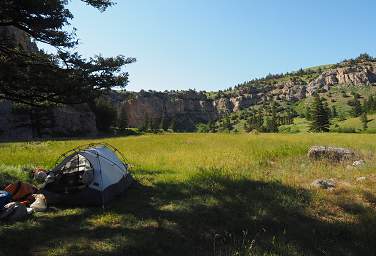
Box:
0;191;11;209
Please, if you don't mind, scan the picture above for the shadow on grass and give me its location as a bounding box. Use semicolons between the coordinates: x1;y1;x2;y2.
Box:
1;168;376;255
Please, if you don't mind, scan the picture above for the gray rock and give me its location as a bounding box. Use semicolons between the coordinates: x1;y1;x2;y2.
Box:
307;64;376;96
0;100;97;140
0;26;38;52
353;160;365;167
0;27;97;140
307;146;355;161
311;179;336;189
121;91;218;128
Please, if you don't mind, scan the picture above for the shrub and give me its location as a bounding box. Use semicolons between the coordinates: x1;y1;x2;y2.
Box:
331;127;357;133
279;126;300;134
196;123;210;133
91;97;117;132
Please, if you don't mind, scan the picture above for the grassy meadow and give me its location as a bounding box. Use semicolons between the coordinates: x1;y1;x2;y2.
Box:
0;133;376;255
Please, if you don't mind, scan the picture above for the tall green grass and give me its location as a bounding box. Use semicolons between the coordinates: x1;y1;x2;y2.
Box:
0;133;376;255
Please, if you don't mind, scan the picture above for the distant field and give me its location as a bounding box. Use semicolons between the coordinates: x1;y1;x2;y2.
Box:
0;133;376;255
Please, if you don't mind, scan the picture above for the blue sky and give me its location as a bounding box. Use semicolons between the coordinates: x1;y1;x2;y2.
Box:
63;0;376;92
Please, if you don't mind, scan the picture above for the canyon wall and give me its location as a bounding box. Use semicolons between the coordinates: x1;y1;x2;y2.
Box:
0;101;97;140
0;26;97;140
1;25;376;138
118;62;376;129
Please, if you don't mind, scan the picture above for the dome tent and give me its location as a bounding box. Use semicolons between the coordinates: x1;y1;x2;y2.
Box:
42;143;133;207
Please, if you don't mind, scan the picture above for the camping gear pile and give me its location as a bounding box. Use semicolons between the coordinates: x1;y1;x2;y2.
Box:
0;181;46;221
0;143;133;222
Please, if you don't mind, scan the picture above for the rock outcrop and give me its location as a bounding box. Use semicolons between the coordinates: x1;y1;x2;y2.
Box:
311;179;336;190
121;91;218;130
270;81;306;101
117;62;376;129
212;94;259;113
307;63;376;95
2;26;376;137
0;26;38;52
0;101;96;140
0;26;97;140
307;146;355;162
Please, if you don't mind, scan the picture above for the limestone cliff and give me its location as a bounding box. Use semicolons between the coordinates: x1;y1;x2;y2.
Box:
0;101;97;140
117;61;376;129
120;90;218;130
2;28;376;138
307;63;376;95
0;26;97;140
0;26;38;52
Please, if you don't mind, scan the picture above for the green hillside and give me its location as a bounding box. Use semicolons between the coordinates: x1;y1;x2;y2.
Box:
334;114;376;132
207;56;376;134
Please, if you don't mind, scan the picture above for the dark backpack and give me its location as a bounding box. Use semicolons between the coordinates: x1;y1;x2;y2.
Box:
0;190;11;209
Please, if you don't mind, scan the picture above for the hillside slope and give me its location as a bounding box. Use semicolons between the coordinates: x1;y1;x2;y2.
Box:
117;54;376;133
2;51;376;139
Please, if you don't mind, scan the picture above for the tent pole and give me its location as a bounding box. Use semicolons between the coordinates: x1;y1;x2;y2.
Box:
97;153;105;210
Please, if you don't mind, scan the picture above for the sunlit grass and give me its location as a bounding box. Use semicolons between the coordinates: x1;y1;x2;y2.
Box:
0;133;375;255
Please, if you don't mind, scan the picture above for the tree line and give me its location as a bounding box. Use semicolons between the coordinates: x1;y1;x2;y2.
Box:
0;0;134;107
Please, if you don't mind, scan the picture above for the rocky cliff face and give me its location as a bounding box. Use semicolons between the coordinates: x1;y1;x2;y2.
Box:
2;28;376;137
307;63;376;95
213;94;259;113
0;26;98;140
0;101;97;140
121;91;218;130
118;62;376;129
269;81;306;102
0;26;38;52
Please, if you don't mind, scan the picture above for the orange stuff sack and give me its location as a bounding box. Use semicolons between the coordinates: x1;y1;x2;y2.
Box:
4;181;38;205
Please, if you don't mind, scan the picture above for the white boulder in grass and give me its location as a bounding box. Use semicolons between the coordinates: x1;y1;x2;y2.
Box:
307;146;355;162
353;160;365;167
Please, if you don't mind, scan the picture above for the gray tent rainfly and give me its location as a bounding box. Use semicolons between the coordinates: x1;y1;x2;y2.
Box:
42;143;133;206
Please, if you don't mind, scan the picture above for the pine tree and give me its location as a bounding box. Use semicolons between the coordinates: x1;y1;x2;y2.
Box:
246;110;263;131
0;1;135;106
220;116;233;132
309;95;330;132
159;113;170;131
208;121;216;133
140;114;150;132
331;105;338;118
266;101;279;132
117;104;128;130
244;122;251;133
351;95;363;117
323;99;331;119
364;95;376;113
265;117;278;132
91;97;117;132
286;107;296;125
305;106;312;121
360;112;368;131
170;118;177;132
150;118;160;132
